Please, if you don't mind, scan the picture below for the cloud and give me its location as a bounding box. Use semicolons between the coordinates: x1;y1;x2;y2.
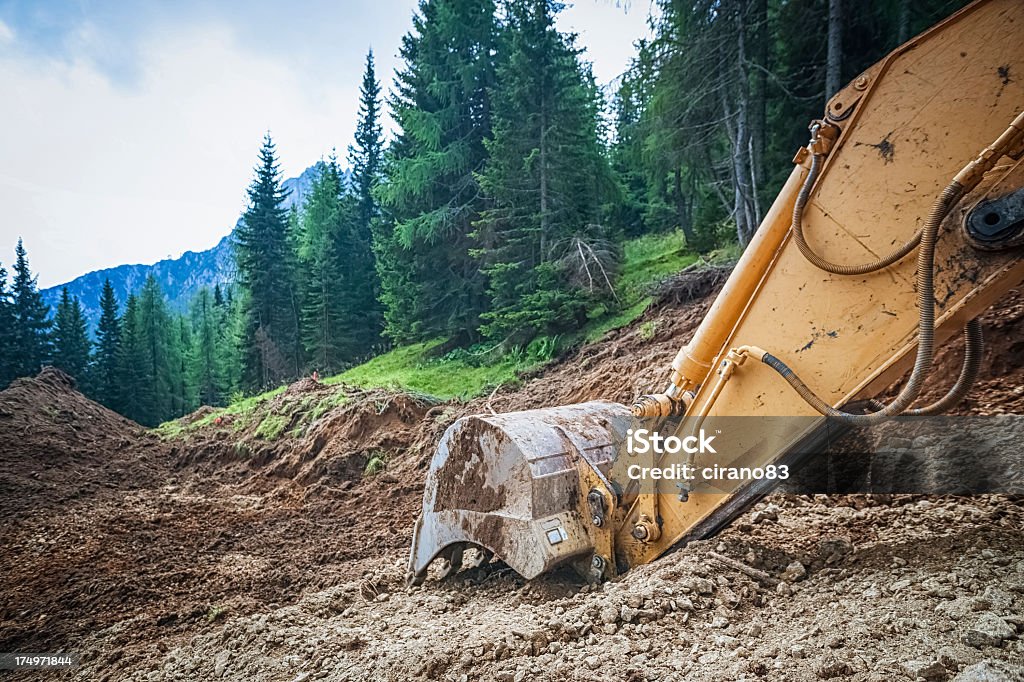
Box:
0;1;653;289
0;22;368;287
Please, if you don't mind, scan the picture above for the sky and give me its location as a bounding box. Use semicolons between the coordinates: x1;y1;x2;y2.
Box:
0;0;654;288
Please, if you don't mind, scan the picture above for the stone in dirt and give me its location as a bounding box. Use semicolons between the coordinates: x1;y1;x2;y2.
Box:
961;614;1016;649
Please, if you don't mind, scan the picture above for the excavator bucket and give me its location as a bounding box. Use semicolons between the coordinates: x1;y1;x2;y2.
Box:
407;401;632;586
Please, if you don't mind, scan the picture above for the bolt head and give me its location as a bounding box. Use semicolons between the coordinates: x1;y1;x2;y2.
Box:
632;524;649;541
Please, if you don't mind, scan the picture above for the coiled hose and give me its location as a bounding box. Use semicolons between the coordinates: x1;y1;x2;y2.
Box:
867;318;984;416
793;149;923;275
758;167;967;425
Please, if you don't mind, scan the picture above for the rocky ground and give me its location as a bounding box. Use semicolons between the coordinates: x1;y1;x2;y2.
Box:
0;280;1022;681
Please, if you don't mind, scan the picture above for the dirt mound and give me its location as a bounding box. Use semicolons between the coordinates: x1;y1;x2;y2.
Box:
0;367;160;515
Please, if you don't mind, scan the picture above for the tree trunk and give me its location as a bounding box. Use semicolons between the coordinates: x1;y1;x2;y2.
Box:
674;166;697;248
826;0;844;100
749;0;767;219
539;108;549;262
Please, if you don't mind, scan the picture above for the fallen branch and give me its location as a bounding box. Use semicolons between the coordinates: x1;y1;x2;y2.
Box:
708;551;779;586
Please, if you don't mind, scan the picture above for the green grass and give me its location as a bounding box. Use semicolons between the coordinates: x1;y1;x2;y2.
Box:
576;230;697;343
254;413;288;441
155;231;703;429
327;339;524;401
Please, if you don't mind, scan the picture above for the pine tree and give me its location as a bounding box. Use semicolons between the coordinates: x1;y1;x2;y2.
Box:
235;134;301;389
475;0;617;343
51;287;91;382
190;288;228;406
10;239;52;378
297;158;349;373
93;279;122;408
345;48;386;349
135;276;173;425
375;0;497;343
0;262;16;388
171;315;193;418
116;294;148;423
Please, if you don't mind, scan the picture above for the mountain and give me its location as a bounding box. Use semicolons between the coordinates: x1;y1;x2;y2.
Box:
41;163;330;331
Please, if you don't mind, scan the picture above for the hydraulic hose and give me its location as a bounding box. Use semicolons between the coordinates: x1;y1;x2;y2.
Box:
759;180;965;425
868;318;984;416
793;138;922;275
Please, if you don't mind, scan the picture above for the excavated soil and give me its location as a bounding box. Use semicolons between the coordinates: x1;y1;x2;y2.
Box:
1;276;1022;682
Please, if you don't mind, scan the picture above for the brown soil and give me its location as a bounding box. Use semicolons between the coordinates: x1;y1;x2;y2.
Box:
0;280;1022;682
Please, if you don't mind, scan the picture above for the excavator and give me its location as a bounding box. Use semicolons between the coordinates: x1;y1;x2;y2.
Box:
408;0;1024;587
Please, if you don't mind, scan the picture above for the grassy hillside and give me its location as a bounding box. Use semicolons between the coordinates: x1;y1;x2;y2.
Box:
159;230;698;430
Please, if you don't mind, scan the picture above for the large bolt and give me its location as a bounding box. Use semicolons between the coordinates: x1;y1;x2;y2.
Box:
631;524;650;541
592;515;603;527
854;76;869;90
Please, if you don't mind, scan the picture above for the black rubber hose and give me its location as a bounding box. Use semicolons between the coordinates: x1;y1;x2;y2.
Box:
760;181;965;425
868;318;984;416
793;151;922;275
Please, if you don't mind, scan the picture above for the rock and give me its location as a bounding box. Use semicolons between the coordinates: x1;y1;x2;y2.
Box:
819;537;854;565
751;504;779;524
953;660;1024;681
621;605;639;623
777;582;793;597
676;597;695;612
213;650;231;677
746;624;762;638
937;598;974;621
789;644;807;659
962;614;1016;648
584;655;600;670
816;656;853;679
902;660;948;681
600;605;620;625
781;562;807;583
691;578;715;595
711;616;730;629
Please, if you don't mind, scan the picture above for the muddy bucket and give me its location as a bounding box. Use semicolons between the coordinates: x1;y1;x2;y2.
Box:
407;401;632;585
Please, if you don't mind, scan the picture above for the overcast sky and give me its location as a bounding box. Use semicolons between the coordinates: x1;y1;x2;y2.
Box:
0;0;654;288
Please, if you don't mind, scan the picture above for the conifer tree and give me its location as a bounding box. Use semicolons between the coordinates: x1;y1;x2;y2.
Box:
475;0;616;343
0;263;16;388
10;239;52;377
116;294;148;423
297;158;348;373
135;276;173;425
345;49;386;348
375;0;497;343
190;288;228;406
171;315;193;417
235;134;301;388
93;279;122;408
52;287;91;382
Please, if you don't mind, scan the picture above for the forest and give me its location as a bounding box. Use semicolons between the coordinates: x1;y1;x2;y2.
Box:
0;0;969;426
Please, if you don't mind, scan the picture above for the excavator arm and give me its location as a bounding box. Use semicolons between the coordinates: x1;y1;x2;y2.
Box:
408;0;1024;587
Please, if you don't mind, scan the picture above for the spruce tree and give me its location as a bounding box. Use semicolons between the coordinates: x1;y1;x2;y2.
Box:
375;0;497;343
235;134;301;389
297;158;348;373
52;287;91;382
475;0;616;343
93;279;122;408
136;276;173;425
10;239;52;377
345;49;386;349
116;294;148;423
0;263;16;388
190;288;227;406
